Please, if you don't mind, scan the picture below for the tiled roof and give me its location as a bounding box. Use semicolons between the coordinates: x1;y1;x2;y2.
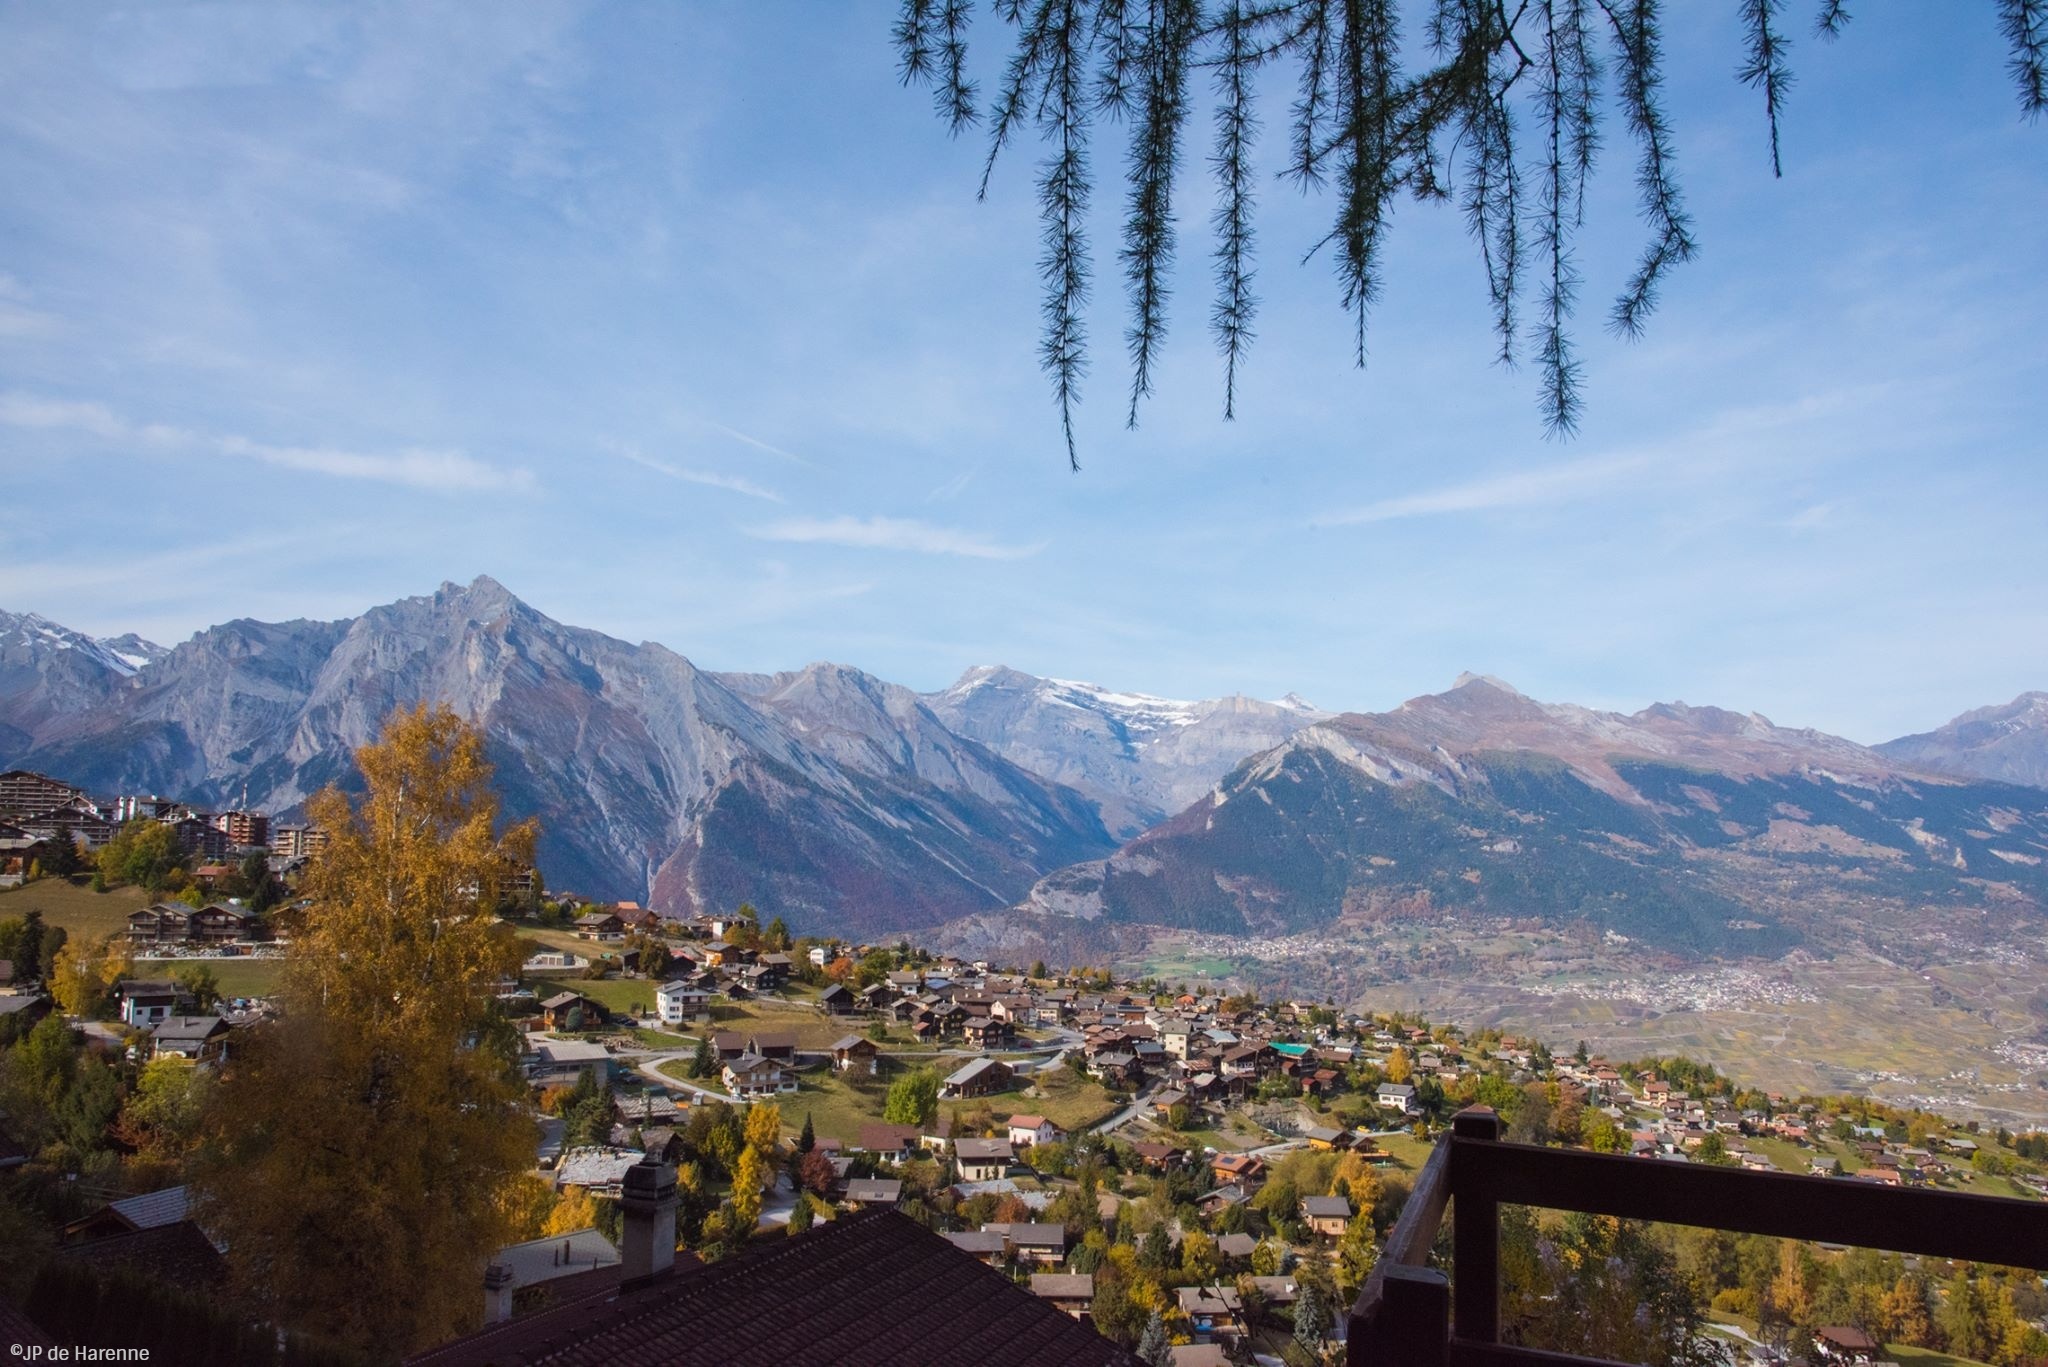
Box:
57;1219;226;1291
0;1295;53;1350
411;1208;1140;1367
107;1185;191;1231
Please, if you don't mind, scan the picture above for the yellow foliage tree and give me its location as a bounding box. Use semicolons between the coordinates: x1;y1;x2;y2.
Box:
542;1185;598;1238
732;1144;766;1233
499;1172;560;1243
743;1101;782;1156
192;704;539;1354
1384;1046;1412;1084
48;933;132;1019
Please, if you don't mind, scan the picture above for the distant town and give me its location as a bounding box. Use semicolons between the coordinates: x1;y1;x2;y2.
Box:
2;762;2046;1365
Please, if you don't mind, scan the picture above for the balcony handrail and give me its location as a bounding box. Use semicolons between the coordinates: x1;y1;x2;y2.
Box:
1348;1105;2048;1367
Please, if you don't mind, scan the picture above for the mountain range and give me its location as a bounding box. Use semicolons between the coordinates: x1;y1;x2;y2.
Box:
4;582;2048;956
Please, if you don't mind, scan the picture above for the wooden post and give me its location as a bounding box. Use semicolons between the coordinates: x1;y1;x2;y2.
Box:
1452;1106;1504;1345
1354;1264;1450;1367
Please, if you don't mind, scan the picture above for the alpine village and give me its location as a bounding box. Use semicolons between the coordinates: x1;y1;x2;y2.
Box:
1;733;2044;1367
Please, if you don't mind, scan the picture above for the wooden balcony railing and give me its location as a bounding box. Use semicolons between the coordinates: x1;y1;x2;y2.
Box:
1347;1106;2048;1367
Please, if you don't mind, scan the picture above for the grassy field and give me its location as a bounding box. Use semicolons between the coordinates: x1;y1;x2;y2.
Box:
201;959;287;998
1746;1136;1819;1174
770;1060;1122;1146
525;974;659;1018
0;878;150;938
1885;1347;1996;1367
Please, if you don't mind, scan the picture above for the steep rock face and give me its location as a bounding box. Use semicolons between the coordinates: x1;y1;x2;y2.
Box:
1016;675;2048;956
1878;692;2048;790
0;611;165;753
0;581;1115;934
923;665;1327;836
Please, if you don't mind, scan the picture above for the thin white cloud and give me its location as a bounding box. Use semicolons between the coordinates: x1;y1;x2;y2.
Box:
1318;452;1653;526
0;390;533;493
615;446;783;502
748;515;1046;560
709;421;812;467
924;467;977;503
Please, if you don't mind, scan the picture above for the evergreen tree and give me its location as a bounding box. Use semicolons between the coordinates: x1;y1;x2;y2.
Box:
689;1033;716;1079
798;1111;815;1154
1136;1309;1172;1367
1295;1280;1328;1353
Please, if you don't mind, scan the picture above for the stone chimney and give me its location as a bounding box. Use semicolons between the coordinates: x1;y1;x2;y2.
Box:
483;1262;515;1325
620;1158;678;1284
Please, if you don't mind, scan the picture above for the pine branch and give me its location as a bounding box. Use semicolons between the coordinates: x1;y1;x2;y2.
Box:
937;0;979;131
1534;0;1584;434
1122;0;1199;425
1288;0;1337;186
1037;0;1094;470
1212;0;1262;418
1814;0;1850;40
1738;0;1793;177
981;0;1061;199
2002;0;2048;118
1602;0;1697;338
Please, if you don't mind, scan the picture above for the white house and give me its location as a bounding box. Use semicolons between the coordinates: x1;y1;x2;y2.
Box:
655;980;712;1025
1006;1114;1062;1149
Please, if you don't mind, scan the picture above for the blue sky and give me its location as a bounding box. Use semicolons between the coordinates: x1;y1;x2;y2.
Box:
1;3;2042;744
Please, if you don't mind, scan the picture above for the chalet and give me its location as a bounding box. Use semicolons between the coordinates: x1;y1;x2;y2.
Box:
151;1014;230;1062
1174;1285;1244;1344
61;1185;192;1241
1087;1051;1142;1087
857;983;892;1012
1007;1114;1061;1149
942;1229;1010;1266
1215;1232;1257;1266
1130;1142;1183;1172
987;1221;1066;1264
1029;1273;1095;1320
654;980;711;1024
751;954;793;989
818;983;857;1015
747;1032;798;1063
197;902;250;941
885;969;925;995
118;981;183;1029
855;1124;923;1163
541;992;603;1030
1197;1184;1249;1219
954;1138;1015;1182
942;1057;1013;1099
962;1016;1015;1051
553;1147;644;1197
1813;1326;1879;1364
1303;1125;1355;1151
125;903;192;945
829;1035;879;1075
574;912;625;941
1301;1194;1352;1238
843;1178;903;1209
1377;1082;1420;1115
722;1053;796;1098
0;993;51;1034
710;1031;750;1063
528;1039;615;1087
1210;1153;1265;1189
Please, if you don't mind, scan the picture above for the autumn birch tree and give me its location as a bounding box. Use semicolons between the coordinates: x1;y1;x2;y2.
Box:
193;704;538;1355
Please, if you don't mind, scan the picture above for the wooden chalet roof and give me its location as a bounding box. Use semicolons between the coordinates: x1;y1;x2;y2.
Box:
409;1208;1139;1367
